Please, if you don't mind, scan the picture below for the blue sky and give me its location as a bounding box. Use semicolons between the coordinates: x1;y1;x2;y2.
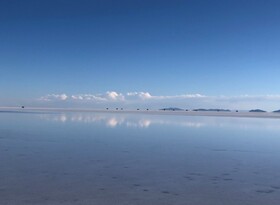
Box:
1;0;280;109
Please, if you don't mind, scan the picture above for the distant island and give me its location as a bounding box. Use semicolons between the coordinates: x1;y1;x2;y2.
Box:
249;109;266;113
160;107;185;111
273;110;280;113
192;109;230;112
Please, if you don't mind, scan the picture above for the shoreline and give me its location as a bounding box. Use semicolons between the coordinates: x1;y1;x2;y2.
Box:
1;107;280;119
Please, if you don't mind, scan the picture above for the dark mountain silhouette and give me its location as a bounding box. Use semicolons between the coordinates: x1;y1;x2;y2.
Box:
160;107;184;111
249;109;266;113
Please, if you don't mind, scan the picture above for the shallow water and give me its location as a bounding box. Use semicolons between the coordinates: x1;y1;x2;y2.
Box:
1;111;280;205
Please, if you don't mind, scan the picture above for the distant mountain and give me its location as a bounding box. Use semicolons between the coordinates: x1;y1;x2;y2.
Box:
273;110;280;113
193;109;230;112
160;107;184;111
249;109;266;113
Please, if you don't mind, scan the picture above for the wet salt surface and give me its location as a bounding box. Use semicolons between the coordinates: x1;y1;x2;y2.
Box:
1;111;280;204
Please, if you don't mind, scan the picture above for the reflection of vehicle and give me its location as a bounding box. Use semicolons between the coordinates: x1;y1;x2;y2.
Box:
21;106;25;109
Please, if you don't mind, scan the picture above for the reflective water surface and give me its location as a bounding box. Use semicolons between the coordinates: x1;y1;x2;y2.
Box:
1;111;280;205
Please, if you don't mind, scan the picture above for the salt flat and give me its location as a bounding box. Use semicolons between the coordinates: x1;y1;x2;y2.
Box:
1;111;280;204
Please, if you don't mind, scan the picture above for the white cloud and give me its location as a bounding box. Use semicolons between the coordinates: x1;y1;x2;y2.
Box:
38;92;280;111
69;92;125;102
40;91;208;102
39;94;68;101
127;92;152;100
71;94;107;101
105;91;125;101
153;93;206;100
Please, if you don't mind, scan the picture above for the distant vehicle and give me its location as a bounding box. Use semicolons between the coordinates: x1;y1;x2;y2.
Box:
21;106;25;109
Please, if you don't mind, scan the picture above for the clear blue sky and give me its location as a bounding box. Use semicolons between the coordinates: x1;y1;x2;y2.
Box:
1;0;280;108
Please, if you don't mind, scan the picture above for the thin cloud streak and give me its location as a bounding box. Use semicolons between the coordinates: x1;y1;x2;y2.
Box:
39;94;68;101
39;92;206;102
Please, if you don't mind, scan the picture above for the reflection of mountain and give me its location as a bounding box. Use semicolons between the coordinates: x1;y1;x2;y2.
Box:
193;109;230;112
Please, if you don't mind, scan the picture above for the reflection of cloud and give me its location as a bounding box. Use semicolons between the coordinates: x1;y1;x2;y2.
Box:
107;118;118;127
181;122;204;128
106;117;125;127
146;119;205;128
40;114;68;122
38;113;280;130
126;119;151;128
139;119;151;128
39;113;207;128
60;115;67;122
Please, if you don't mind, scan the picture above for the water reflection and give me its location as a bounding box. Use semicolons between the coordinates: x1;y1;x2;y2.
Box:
38;112;280;130
39;113;205;128
1;111;280;205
